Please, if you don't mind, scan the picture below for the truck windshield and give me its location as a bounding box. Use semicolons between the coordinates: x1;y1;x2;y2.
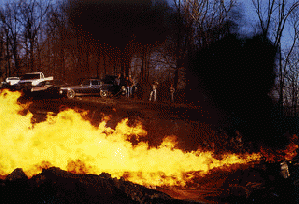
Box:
21;74;40;80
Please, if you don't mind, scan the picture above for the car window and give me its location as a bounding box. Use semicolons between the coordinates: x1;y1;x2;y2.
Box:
102;75;117;84
21;74;40;80
82;80;90;86
91;80;98;86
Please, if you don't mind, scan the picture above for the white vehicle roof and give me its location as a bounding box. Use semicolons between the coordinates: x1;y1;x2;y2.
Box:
25;72;42;74
6;77;20;80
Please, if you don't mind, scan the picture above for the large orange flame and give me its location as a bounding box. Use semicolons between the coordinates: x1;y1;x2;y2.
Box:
0;89;261;187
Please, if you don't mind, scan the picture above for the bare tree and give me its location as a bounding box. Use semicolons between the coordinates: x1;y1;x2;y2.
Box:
19;0;51;72
43;0;98;82
0;29;6;79
0;27;11;79
181;0;238;47
284;47;299;116
167;0;238;90
0;1;23;75
251;0;299;108
282;6;299;115
65;0;171;80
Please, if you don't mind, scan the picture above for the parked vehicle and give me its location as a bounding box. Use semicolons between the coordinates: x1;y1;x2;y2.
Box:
30;80;69;98
59;79;104;99
6;77;20;86
59;77;127;99
101;75;126;97
16;72;54;93
0;77;20;89
101;75;132;97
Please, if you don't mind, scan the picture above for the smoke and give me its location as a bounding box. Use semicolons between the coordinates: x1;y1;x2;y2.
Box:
186;34;288;149
67;0;171;48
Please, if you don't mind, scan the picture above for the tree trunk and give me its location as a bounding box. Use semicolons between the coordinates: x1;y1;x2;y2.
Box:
30;37;34;72
294;92;298;116
12;36;20;75
120;52;130;77
279;43;284;114
140;51;146;82
103;54;107;76
6;31;10;77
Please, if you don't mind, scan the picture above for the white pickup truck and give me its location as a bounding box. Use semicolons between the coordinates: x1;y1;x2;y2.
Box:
17;72;54;92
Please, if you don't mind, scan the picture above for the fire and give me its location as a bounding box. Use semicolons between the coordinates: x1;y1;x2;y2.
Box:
260;134;298;162
0;89;261;187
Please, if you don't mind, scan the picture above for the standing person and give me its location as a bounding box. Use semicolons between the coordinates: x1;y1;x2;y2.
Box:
169;84;175;102
113;73;121;95
125;76;130;98
149;81;158;102
114;73;121;86
129;75;134;98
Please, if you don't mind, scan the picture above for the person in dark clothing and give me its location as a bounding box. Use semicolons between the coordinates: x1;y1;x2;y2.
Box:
128;76;134;97
113;73;122;96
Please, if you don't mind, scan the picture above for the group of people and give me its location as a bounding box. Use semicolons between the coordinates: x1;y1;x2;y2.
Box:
113;73;135;98
125;76;134;98
114;73;175;102
149;81;175;102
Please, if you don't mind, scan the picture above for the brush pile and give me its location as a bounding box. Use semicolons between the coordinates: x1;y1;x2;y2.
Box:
0;167;201;204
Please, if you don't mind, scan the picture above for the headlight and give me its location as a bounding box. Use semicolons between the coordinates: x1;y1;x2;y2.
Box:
59;88;65;94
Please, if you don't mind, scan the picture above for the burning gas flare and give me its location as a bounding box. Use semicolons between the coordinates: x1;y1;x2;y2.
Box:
0;89;262;187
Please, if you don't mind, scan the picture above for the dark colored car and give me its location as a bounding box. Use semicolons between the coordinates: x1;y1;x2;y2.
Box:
30;80;69;98
101;75;118;85
101;75;126;97
59;79;102;99
59;77;127;99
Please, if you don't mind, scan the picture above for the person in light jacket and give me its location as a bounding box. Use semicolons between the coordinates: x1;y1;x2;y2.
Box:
149;81;158;102
169;84;175;102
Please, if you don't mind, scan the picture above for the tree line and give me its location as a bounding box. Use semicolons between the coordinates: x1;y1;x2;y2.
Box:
0;0;299;111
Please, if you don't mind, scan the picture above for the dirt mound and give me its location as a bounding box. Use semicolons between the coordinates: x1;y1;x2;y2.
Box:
0;167;200;204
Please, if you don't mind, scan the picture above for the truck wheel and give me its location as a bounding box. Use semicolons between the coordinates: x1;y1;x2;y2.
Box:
100;90;109;98
67;89;75;99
